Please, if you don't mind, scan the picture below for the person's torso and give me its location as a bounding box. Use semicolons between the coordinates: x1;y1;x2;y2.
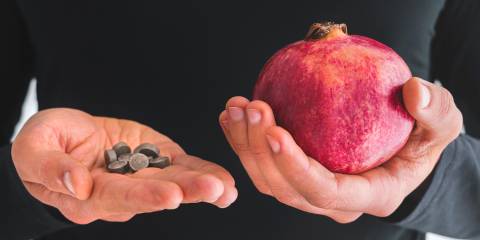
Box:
16;1;445;239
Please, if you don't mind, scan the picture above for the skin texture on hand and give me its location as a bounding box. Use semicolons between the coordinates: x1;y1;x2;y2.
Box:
219;77;463;223
11;109;237;224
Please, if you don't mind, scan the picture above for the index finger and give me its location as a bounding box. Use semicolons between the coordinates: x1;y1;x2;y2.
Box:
26;170;184;224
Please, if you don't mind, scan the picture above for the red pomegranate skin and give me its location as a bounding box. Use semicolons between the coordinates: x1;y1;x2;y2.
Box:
253;30;414;174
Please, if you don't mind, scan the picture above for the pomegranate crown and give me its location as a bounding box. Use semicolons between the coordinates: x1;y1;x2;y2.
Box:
305;22;348;41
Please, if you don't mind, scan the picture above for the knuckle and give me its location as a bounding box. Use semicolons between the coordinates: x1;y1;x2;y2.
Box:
456;108;464;126
112;214;135;222
302;187;338;209
234;141;250;153
331;215;358;224
60;207;96;225
438;88;454;118
66;215;95;225
452;108;464;136
69;215;95;225
373;203;399;217
308;195;337;210
329;212;362;224
274;191;300;206
258;188;272;196
374;208;395;218
431;87;463;142
250;145;270;158
369;182;404;217
255;183;272;196
119;215;134;222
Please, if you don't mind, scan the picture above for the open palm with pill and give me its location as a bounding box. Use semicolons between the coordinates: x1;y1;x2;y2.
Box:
11;108;237;224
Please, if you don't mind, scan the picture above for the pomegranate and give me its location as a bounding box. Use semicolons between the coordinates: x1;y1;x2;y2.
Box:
253;22;414;174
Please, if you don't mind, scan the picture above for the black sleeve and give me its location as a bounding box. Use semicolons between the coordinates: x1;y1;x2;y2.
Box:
392;135;480;238
0;145;73;240
0;0;32;145
1;0;74;239
385;0;480;238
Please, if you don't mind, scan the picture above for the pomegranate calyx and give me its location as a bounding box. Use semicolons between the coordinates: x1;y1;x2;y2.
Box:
305;22;348;41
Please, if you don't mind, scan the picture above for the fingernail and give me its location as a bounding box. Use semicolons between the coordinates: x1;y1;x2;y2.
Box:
247;109;261;124
419;82;431;109
63;172;76;196
228;107;244;121
266;135;280;153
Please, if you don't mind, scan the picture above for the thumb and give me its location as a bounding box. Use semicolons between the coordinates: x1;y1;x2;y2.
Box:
12;148;93;200
402;77;463;144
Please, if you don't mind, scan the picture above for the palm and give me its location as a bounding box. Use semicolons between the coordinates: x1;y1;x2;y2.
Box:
12;108;237;224
65;113;184;171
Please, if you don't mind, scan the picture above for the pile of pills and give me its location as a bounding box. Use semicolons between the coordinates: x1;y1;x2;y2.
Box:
104;142;171;174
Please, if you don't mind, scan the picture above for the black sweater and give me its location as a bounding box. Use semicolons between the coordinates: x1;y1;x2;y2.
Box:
1;0;479;239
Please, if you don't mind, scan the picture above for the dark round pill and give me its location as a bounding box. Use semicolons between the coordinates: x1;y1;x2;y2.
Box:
104;149;117;166
118;153;132;162
133;143;159;158
129;153;149;172
113;141;131;156
149;156;171;169
107;160;129;174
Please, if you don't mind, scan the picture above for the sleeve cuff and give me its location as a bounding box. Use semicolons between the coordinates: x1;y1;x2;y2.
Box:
383;136;458;226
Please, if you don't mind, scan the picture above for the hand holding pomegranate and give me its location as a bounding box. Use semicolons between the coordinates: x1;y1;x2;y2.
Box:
220;77;462;223
219;23;462;222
